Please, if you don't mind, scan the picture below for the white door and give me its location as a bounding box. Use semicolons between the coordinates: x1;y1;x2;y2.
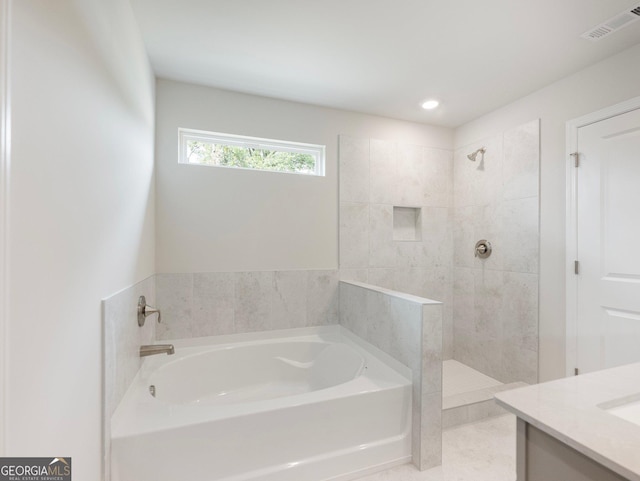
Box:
576;107;640;374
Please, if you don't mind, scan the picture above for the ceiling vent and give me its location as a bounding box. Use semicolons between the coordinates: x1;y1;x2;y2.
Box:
581;3;640;41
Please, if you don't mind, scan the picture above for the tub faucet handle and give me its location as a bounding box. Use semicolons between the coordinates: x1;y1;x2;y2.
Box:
138;295;161;326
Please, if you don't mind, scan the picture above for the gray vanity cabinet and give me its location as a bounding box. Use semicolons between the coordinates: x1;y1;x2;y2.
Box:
516;419;629;481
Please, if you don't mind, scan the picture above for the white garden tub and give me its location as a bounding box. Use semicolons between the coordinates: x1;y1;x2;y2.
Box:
111;326;412;481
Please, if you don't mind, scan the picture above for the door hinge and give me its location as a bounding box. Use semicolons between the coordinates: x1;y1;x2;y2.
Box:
574;260;580;275
574;367;579;376
570;152;580;167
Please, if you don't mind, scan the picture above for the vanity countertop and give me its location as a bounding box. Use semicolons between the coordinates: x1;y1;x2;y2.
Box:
495;362;640;481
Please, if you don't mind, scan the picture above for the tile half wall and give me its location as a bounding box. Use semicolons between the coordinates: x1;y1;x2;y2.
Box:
339;280;443;471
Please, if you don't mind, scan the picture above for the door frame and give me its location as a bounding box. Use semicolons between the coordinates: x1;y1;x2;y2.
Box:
565;95;640;377
0;0;10;455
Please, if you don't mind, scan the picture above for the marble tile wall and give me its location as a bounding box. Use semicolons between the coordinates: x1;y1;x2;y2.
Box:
339;280;443;471
339;136;454;359
155;270;339;339
452;119;540;384
102;275;156;481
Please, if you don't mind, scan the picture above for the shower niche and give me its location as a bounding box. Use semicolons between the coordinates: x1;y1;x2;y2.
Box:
393;206;422;241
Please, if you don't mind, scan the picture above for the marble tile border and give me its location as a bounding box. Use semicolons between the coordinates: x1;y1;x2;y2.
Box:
339;280;443;471
156;270;339;340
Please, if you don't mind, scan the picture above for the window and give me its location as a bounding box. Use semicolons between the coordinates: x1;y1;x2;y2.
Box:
179;128;325;176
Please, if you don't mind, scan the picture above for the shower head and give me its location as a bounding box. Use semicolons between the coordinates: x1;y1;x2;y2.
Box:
467;147;486;162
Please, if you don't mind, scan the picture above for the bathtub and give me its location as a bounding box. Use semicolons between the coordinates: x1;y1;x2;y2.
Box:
111;326;412;481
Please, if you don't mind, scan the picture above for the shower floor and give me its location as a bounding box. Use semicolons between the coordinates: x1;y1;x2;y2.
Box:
443;360;502;398
442;360;527;429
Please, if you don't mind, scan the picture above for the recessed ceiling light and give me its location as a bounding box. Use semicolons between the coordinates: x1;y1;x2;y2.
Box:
421;100;439;110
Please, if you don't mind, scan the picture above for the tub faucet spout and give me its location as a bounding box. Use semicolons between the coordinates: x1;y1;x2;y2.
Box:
140;344;175;357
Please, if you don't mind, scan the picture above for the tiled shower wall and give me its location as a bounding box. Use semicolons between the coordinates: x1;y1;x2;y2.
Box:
452;119;540;384
338;136;454;358
155;270;339;339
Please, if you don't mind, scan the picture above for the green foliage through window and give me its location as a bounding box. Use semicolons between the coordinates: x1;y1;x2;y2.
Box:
186;140;317;174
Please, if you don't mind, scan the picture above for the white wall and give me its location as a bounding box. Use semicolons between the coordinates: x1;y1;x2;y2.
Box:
156;79;452;273
0;0;10;455
7;1;155;478
455;43;640;382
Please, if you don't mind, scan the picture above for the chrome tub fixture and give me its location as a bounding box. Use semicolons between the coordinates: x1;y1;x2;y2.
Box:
138;295;161;326
140;344;175;357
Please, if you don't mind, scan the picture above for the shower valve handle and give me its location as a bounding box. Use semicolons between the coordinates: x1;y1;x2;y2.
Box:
475;240;492;259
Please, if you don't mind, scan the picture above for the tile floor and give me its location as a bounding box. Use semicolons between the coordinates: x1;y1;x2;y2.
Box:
357;415;517;481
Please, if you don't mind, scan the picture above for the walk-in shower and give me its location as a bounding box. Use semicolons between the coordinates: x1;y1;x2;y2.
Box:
337;119;540;435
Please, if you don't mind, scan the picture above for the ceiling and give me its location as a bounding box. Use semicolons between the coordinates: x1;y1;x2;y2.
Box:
130;0;640;127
